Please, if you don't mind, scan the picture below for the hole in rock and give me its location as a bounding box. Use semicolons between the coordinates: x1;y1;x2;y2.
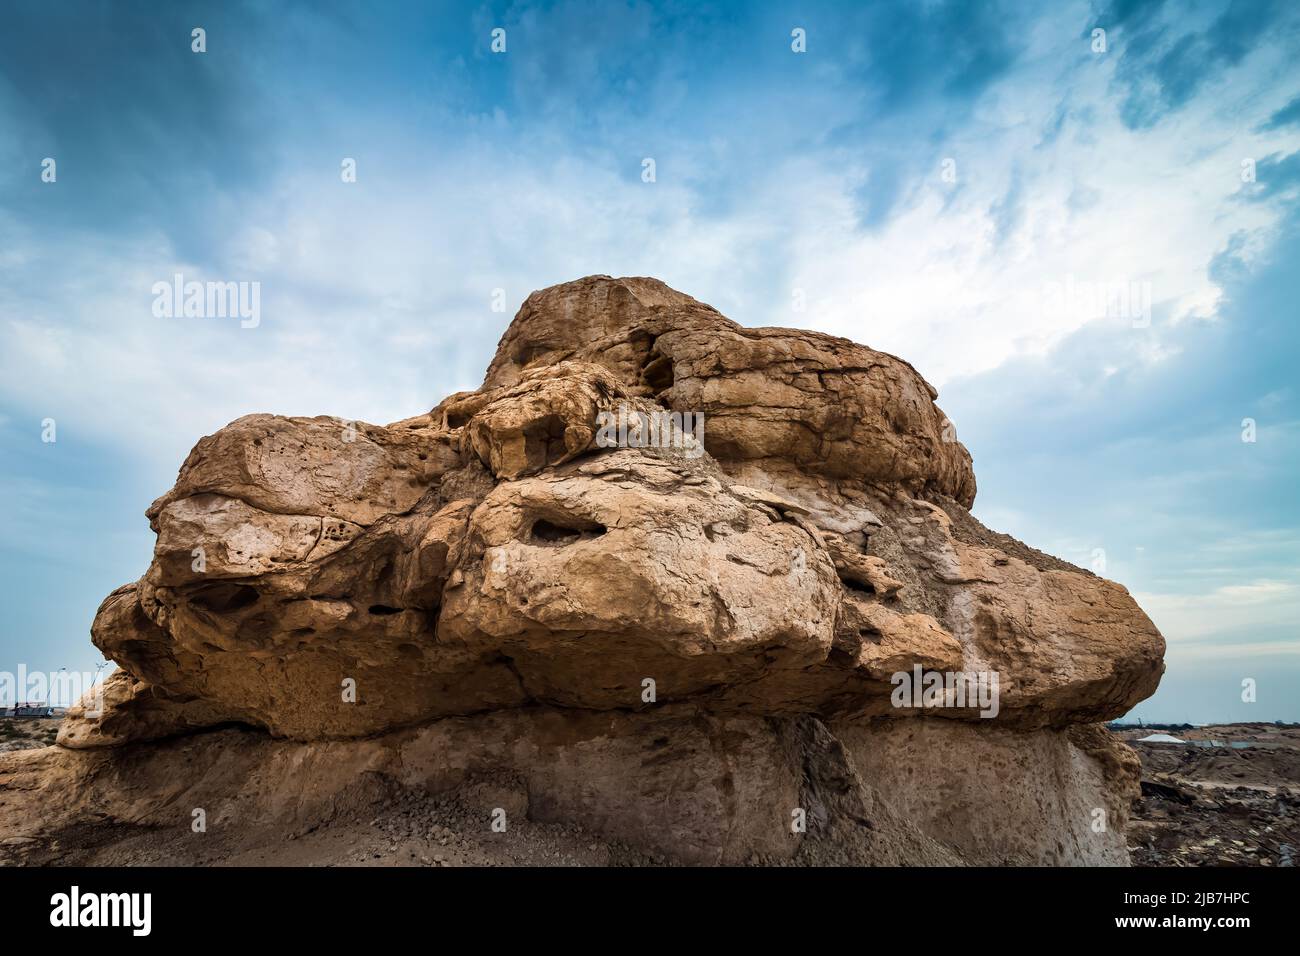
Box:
827;646;857;666
841;577;876;596
190;582;260;613
368;605;404;616
640;353;675;394
522;413;569;469
630;331;675;394
529;517;606;544
512;343;550;367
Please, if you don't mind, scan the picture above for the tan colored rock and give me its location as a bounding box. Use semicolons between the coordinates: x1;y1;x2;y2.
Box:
57;669;232;750
147;413;457;529
943;538;1166;725
485;276;977;505
0;275;1166;866
728;483;810;515
436;451;841;709
848;601;964;680
453;361;630;480
827;532;906;598
834;718;1138;865
0;707;971;866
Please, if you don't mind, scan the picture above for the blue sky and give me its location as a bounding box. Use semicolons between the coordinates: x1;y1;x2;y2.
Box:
1;0;1297;722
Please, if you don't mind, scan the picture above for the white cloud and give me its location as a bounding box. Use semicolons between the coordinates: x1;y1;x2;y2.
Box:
1135;580;1300;652
778;32;1297;389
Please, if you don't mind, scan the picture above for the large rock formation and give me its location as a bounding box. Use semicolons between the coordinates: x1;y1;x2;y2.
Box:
0;276;1165;865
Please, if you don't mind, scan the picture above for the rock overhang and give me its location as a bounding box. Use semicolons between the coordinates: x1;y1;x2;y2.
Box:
63;275;1163;746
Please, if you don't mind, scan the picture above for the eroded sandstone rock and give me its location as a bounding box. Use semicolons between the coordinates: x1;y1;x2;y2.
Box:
1;275;1165;866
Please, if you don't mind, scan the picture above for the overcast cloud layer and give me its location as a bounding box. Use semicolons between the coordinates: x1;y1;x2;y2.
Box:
2;0;1298;722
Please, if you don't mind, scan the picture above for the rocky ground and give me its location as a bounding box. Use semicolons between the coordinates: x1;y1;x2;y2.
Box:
10;715;1297;867
0;717;57;753
1116;722;1300;866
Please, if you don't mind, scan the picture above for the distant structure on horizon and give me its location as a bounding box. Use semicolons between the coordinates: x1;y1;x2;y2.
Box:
7;702;55;718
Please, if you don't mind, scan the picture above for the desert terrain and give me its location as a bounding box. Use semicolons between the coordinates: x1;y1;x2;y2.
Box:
0;717;57;753
1115;722;1300;866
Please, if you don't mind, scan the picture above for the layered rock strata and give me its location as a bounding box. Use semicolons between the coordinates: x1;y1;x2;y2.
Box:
0;276;1164;865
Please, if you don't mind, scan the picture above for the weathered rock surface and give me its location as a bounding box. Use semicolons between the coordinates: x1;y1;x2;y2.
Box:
0;276;1165;866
